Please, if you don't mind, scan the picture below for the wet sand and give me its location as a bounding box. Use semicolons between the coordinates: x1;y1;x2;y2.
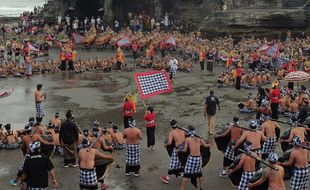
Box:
0;48;292;189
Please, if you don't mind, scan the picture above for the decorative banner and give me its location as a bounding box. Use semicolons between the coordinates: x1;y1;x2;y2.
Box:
27;42;42;52
117;36;131;47
258;44;270;51
134;71;172;99
284;71;310;82
165;35;176;46
72;32;84;44
267;44;280;58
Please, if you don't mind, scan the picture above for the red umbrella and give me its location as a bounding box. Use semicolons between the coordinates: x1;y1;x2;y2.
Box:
284;71;310;82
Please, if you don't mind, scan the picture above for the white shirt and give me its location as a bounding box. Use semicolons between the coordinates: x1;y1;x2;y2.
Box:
96;18;101;25
57;15;62;25
114;20;119;28
91;18;95;25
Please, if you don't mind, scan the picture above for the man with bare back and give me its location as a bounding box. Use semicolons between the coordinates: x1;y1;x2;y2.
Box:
34;84;46;123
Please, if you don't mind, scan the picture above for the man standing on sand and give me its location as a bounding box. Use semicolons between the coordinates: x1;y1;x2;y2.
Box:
20;141;57;189
123;97;135;129
59;110;79;167
123;118;142;176
78;139;113;190
204;90;220;135
34;84;46;123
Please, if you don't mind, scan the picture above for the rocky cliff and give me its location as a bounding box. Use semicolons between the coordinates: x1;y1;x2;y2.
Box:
41;0;310;35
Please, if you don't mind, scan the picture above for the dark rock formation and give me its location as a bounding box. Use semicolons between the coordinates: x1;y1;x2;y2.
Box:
41;0;310;35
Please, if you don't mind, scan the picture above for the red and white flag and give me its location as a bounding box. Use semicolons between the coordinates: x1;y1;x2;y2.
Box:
27;42;42;52
72;32;84;44
134;71;172;99
117;36;131;47
165;35;176;46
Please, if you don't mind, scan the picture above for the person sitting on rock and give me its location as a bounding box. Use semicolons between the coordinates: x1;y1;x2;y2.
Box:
239;93;256;113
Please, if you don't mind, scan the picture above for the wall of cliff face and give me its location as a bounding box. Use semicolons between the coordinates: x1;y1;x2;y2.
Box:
41;0;310;35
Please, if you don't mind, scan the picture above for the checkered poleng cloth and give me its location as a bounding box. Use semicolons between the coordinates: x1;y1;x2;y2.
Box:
184;155;202;175
134;71;172;99
35;103;45;118
262;136;277;154
169;148;182;170
79;168;98;187
291;166;309;190
224;141;235;161
28;187;47;190
126;144;140;166
238;171;255;190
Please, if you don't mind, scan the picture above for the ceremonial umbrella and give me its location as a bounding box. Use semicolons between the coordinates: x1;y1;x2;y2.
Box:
283;71;310;82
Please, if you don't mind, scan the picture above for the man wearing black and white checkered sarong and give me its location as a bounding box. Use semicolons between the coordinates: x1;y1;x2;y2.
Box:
78;139;113;190
280;136;309;190
123;118;142;176
260;116;281;159
228;141;258;190
160;119;185;184
34;84;46;123
214;117;242;177
180;126;210;190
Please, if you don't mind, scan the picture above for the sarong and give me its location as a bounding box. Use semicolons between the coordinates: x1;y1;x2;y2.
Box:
63;143;77;160
126;144;140;173
27;187;47;190
112;142;125;150
168;148;183;176
79;168;98;190
290;166;309;190
240;107;255;113
239;171;255;190
35;103;45;118
262;136;277;155
2;143;20;149
183;155;202;178
224;140;235;161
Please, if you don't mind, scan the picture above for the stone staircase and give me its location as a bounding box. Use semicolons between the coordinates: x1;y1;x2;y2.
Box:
283;0;306;7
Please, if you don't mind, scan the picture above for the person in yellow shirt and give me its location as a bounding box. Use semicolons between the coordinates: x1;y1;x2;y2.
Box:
115;48;124;71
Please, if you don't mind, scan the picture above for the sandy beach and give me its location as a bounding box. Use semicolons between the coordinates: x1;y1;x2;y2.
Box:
0;47;296;190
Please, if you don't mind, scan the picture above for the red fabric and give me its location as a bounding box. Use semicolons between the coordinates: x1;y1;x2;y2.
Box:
160;42;167;49
123;101;134;116
144;112;156;127
253;52;258;61
132;43;138;51
269;89;281;103
236;67;243;77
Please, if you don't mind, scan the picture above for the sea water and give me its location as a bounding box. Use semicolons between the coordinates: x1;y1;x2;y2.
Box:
0;0;46;17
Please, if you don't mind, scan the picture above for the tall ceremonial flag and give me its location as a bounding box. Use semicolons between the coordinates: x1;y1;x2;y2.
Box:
165;35;176;46
27;42;42;52
72;32;84;44
134;71;172;99
117;36;131;47
267;44;281;58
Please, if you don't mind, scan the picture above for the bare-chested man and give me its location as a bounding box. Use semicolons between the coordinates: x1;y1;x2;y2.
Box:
180;126;210;190
240;93;256;113
110;125;125;150
287;97;299;118
2;124;19;149
280;136;309;190
50;112;61;130
234;120;267;156
249;152;285;190
88;127;112;151
261;115;281;159
78;139;113;190
228;141;259;190
215;117;243;177
281;116;308;144
160;119;186;184
34;84;46;123
123;118;142;176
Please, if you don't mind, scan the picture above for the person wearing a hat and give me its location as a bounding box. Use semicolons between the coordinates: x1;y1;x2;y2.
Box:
228;141;258;190
234;120;267;156
280;116;307;144
50;112;61;130
123;97;135;129
78;138;113;190
215;117;243;177
280;136;309;190
2;124;20;149
249;152;285;190
115;47;124;71
59;110;79;167
123;118;142;176
160;119;186;184
19;141;57;189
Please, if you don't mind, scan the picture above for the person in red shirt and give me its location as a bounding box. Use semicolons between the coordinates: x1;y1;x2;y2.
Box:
123;98;135;129
159;40;167;58
144;106;156;150
269;83;281;119
235;65;244;90
132;42;138;65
